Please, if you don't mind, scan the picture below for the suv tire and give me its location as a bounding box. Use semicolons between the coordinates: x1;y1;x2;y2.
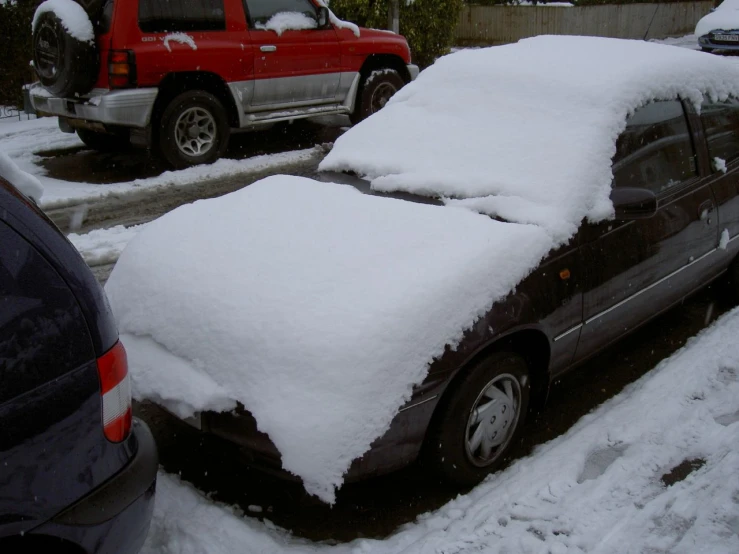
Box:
158;91;230;169
424;352;530;486
77;128;131;153
33;10;98;97
351;69;405;124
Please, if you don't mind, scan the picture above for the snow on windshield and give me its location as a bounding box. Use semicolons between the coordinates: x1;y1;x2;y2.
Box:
255;12;318;35
106;176;552;503
33;0;94;44
320;35;739;245
696;0;739;36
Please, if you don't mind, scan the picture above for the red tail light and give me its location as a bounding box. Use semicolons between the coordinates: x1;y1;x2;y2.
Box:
97;341;132;443
108;50;136;89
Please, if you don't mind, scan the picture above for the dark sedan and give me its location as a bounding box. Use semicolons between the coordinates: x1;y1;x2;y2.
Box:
0;175;157;553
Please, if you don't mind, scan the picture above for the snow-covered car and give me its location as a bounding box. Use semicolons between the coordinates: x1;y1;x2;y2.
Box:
696;0;739;52
105;36;739;504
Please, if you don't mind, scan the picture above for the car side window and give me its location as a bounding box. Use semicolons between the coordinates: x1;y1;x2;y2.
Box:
0;222;92;405
612;100;697;194
700;97;739;167
245;0;318;26
138;0;226;33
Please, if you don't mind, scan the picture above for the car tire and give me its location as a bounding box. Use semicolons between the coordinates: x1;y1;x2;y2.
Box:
77;128;131;153
350;69;406;125
33;10;98;97
424;351;530;486
157;91;230;169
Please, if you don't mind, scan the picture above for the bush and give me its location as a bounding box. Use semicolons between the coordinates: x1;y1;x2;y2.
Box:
0;0;42;108
328;0;463;68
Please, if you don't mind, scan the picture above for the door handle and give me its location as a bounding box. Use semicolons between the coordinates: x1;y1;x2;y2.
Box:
260;45;277;53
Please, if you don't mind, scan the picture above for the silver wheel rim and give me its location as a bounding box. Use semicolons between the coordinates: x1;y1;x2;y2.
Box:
370;82;398;114
175;107;216;157
465;373;522;468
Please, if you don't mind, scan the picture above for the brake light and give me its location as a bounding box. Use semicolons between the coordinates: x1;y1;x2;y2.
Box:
108;50;136;89
97;341;132;443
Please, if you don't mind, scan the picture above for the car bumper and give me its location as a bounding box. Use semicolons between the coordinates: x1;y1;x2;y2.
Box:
698;33;739;51
29;85;158;129
407;64;420;81
29;418;158;554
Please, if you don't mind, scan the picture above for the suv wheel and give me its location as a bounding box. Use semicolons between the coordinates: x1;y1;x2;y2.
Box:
33;8;98;97
424;352;530;486
351;69;406;124
77;128;131;153
158;91;230;169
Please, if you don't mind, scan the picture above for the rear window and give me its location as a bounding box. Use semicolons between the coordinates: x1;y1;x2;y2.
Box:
138;0;226;33
700;97;739;167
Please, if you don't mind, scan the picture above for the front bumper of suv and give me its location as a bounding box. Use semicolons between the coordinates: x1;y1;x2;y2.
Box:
29;84;158;128
408;64;420;81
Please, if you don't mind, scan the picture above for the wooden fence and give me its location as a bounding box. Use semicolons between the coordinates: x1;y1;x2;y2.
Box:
455;2;714;46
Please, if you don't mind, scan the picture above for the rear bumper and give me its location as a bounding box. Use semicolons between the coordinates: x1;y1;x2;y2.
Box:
29;418;158;554
29;85;158;129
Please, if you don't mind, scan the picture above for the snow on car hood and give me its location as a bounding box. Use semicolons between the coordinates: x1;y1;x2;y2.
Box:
320;35;739;244
105;176;552;503
696;0;739;37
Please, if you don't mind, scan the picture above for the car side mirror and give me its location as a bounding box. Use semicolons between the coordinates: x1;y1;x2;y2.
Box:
610;187;658;219
317;6;330;28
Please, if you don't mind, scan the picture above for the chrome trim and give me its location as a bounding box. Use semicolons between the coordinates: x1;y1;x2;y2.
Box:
553;323;583;343
407;64;420;81
398;395;438;413
30;85;158;128
585;248;717;325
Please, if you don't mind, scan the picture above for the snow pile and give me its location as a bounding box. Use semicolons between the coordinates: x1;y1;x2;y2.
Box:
33;0;94;44
317;0;360;37
721;228;731;250
0;151;43;203
163;33;197;52
68;223;149;266
321;35;739;244
256;13;318;35
143;306;739;554
715;156;728;173
696;0;739;37
106;175;552;503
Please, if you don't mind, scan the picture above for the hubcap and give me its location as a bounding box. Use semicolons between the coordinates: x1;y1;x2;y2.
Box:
370;82;398;114
464;373;522;467
174;107;216;157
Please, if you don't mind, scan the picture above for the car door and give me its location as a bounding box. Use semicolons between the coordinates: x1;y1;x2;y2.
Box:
697;96;739;260
574;99;719;362
244;0;341;109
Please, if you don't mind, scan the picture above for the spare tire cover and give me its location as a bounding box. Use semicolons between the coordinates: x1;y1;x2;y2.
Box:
33;7;99;98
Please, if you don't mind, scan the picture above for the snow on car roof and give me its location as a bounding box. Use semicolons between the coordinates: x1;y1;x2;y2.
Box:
106;176;552;503
696;0;739;37
320;35;739;244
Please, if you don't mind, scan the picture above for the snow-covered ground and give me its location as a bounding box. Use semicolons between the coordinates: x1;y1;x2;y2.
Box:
141;305;739;553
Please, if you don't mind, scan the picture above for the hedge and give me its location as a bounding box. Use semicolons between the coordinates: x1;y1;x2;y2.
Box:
0;0;41;109
328;0;464;68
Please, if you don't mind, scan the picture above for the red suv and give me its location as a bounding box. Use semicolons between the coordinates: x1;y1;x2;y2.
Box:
29;0;418;168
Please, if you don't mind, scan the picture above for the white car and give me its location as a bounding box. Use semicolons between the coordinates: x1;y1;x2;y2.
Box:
696;0;739;53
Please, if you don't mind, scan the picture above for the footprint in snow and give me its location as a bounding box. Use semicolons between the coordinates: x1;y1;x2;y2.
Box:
577;444;628;484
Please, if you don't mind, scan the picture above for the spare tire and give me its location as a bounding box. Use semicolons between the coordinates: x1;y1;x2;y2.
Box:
33;5;99;98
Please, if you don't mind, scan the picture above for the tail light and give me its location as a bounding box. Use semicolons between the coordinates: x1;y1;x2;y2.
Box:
97;341;132;443
108;50;136;89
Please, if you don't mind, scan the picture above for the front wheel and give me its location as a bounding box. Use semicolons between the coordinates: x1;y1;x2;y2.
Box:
350;69;406;124
424;351;530;486
158;91;230;169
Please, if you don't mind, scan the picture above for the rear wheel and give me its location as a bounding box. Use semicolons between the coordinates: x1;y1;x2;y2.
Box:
76;128;131;153
424;352;530;486
350;69;406;124
157;91;230;169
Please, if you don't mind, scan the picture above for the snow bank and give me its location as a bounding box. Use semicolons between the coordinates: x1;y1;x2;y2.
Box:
68;223;148;266
256;13;318;35
143;306;739;554
33;0;94;44
106;175;551;503
320;35;739;244
0;152;43;203
696;0;739;37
